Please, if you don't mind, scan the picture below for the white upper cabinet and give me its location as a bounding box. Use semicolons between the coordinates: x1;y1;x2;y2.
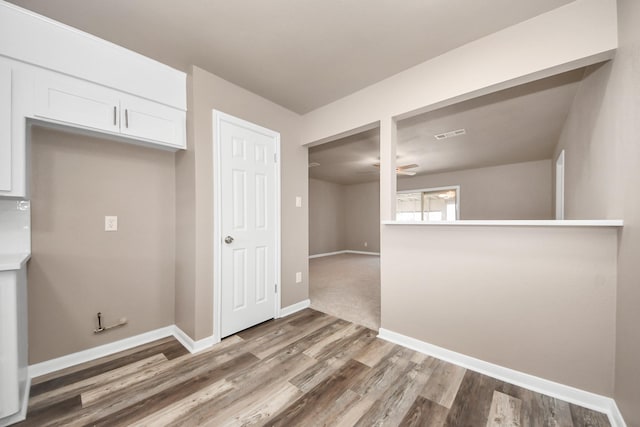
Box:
0;61;11;193
0;1;188;198
33;69;187;150
120;95;186;148
34;70;121;134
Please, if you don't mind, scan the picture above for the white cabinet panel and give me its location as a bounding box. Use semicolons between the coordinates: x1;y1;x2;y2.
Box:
34;71;120;134
120;95;186;149
0;62;11;192
0;270;20;419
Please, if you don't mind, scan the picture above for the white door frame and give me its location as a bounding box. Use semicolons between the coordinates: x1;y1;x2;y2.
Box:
556;150;565;220
212;110;281;343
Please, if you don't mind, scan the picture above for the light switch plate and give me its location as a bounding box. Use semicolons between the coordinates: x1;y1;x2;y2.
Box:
295;272;302;283
295;196;302;208
105;216;118;231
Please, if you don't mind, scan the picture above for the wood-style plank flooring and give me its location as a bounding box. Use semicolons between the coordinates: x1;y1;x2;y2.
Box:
18;309;611;426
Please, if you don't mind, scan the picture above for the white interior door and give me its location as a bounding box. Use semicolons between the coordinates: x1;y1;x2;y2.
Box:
218;112;279;338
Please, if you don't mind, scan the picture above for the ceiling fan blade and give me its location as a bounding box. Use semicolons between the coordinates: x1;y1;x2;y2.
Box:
397;163;419;170
371;163;419;175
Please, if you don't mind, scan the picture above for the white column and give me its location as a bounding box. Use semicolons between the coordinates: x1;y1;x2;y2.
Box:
380;117;397;221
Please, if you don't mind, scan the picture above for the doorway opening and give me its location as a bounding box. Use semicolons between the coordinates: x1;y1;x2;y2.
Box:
308;128;381;330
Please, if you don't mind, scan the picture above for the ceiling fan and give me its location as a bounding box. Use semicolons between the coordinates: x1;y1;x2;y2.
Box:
372;163;419;176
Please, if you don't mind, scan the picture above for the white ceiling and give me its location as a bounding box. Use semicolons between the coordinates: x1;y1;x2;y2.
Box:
309;69;584;185
7;0;574;113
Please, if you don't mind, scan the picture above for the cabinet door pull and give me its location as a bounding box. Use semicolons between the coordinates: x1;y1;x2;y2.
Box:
113;106;117;126
125;109;129;128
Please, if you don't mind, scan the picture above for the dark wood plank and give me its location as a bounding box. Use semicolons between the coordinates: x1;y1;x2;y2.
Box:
29;338;185;397
498;380;574;427
86;352;258;427
235;308;325;340
400;395;450;427
444;370;501;427
43;340;252;426
570;403;611;427
264;359;369;427
354;354;435;426
15;395;82;427
18;309;613;427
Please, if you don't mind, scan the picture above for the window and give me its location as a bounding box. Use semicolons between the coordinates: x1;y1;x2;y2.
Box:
396;186;459;221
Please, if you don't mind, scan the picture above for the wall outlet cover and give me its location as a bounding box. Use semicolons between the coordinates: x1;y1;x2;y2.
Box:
295;272;302;283
105;216;118;231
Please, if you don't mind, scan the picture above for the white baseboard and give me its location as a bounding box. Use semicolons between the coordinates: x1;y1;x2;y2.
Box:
378;328;626;427
309;250;380;259
279;299;310;317
309;250;345;259
0;377;30;427
29;326;175;379
609;400;628;427
345;250;380;256
172;326;216;354
28;325;217;380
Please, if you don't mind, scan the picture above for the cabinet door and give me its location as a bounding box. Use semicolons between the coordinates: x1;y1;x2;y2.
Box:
34;70;120;134
0;62;11;192
120;95;186;149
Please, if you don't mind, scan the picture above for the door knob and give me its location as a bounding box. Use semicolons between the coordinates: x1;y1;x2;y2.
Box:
224;236;234;244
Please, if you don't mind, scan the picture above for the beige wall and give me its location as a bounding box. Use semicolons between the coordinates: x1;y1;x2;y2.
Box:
176;66;307;340
554;1;640;422
553;64;622;220
344;181;380;252
309;179;380;255
309;179;345;255
381;225;617;396
397;160;553;220
29;127;175;364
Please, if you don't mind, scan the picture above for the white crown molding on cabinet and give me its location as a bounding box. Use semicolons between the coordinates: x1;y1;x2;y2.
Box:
378;328;627;427
0;0;185;109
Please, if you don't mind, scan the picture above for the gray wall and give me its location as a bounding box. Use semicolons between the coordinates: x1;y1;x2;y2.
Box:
309;178;345;255
554;1;640;422
344;181;380;252
309;179;380;256
397;159;553;220
29;127;175;364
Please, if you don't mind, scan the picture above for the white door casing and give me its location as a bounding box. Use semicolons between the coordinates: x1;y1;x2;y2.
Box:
214;111;280;339
556;150;565;220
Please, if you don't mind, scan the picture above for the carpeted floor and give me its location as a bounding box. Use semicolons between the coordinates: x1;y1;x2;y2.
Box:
309;253;380;330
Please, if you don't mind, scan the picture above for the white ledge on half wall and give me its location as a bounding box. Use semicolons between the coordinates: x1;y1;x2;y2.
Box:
382;220;624;227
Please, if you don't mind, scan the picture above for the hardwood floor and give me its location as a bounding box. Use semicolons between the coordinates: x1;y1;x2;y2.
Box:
17;309;611;426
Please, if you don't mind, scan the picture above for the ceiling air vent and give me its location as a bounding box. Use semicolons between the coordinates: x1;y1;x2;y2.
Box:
308;162;320;168
434;128;466;140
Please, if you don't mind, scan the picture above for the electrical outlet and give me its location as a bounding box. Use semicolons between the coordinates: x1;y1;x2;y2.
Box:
364;241;368;247
105;216;118;231
295;272;302;283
